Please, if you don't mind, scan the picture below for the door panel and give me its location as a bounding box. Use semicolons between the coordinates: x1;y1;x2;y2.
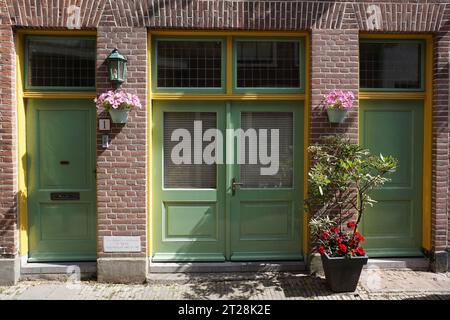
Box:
27;99;96;261
152;101;227;261
360;99;423;257
229;101;303;261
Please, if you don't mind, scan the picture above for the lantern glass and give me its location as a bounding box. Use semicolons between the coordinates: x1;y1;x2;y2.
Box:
106;49;127;86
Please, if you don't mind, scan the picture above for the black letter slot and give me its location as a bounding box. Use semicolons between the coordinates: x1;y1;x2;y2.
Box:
60;161;70;165
50;192;80;201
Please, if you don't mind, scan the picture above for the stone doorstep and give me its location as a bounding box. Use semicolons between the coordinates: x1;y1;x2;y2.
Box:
20;262;97;280
148;261;307;273
16;258;429;280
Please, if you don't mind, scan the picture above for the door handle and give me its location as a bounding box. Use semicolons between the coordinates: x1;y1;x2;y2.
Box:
231;178;244;196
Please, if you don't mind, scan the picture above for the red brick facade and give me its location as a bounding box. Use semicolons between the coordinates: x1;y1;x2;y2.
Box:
0;0;449;281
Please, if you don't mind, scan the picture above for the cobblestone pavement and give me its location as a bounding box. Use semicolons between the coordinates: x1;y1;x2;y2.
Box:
0;270;449;300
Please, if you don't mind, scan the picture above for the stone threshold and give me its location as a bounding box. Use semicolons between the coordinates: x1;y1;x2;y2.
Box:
20;261;97;280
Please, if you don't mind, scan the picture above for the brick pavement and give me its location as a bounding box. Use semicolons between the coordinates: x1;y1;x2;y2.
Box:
0;270;449;300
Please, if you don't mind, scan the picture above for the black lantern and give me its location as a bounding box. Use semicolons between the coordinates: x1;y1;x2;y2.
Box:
106;48;127;86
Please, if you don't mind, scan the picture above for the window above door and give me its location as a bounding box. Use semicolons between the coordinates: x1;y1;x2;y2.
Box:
151;35;305;95
359;40;425;91
25;36;96;91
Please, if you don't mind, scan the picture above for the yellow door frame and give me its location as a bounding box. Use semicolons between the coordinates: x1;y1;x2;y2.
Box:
15;29;97;258
359;33;433;251
147;30;311;258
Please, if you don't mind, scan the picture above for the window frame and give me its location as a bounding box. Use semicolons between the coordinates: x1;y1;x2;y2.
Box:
232;37;305;94
359;39;426;92
152;36;227;94
24;35;97;91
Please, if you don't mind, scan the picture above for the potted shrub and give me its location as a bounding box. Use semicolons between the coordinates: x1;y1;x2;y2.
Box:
95;90;142;123
324;90;355;123
305;135;397;292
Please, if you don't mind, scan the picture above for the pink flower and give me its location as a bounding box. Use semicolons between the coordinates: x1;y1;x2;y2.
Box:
94;90;142;111
324;90;355;110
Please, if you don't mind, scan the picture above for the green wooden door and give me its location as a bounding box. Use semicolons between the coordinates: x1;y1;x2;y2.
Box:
27;99;96;262
152;101;227;261
152;101;303;261
360;100;423;257
229;101;304;260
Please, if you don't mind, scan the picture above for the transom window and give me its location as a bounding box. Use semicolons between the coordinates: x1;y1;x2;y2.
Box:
154;38;225;91
360;41;424;90
25;36;96;90
152;36;305;94
235;40;301;90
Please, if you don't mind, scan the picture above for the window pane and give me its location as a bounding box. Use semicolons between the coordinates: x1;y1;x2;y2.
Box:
27;37;96;88
360;42;422;89
164;112;217;188
240;112;293;188
157;41;222;88
236;41;300;88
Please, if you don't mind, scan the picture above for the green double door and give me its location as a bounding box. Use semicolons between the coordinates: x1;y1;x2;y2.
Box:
27;99;96;262
360;100;423;257
152;101;304;261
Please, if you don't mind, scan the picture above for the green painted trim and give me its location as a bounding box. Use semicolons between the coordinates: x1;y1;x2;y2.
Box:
27;254;97;262
24;36;97;91
151;36;227;94
364;249;424;258
152;253;226;262
230;253;304;261
232;37;305;94
359;39;426;92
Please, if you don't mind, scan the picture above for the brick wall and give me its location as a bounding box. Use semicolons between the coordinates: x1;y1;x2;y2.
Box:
96;25;148;258
433;7;450;252
310;29;359;144
0;23;17;259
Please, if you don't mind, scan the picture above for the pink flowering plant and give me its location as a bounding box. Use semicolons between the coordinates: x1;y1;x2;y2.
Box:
324;90;355;110
95;90;142;111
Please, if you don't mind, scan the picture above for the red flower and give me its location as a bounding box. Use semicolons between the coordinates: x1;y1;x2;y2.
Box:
338;243;348;253
330;227;340;234
319;231;330;240
318;246;326;255
347;221;356;229
354;231;365;242
336;237;343;244
355;247;366;256
348;240;355;247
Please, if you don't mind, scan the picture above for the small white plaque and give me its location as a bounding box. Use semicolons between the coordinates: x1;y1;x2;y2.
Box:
103;236;141;253
99;119;110;131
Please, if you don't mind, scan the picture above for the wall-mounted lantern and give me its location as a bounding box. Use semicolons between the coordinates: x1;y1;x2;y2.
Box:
106;48;127;86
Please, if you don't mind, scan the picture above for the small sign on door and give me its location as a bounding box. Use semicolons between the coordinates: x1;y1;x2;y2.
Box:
99;119;110;131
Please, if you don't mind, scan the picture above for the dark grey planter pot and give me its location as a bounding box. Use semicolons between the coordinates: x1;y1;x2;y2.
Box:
321;253;368;292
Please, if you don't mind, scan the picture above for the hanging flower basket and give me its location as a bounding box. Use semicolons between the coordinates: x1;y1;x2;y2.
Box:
95;90;142;124
324;90;355;124
326;108;348;123
109;109;130;124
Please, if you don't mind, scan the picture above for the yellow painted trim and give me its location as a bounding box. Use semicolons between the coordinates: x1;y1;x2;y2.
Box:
16;32;28;257
151;93;305;101
302;33;310;257
359;92;426;100
150;31;309;37
360;33;432;40
226;36;233;95
16;29;96;36
422;36;433;251
23;92;96;99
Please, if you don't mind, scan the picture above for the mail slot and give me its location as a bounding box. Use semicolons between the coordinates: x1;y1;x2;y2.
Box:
50;192;80;201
